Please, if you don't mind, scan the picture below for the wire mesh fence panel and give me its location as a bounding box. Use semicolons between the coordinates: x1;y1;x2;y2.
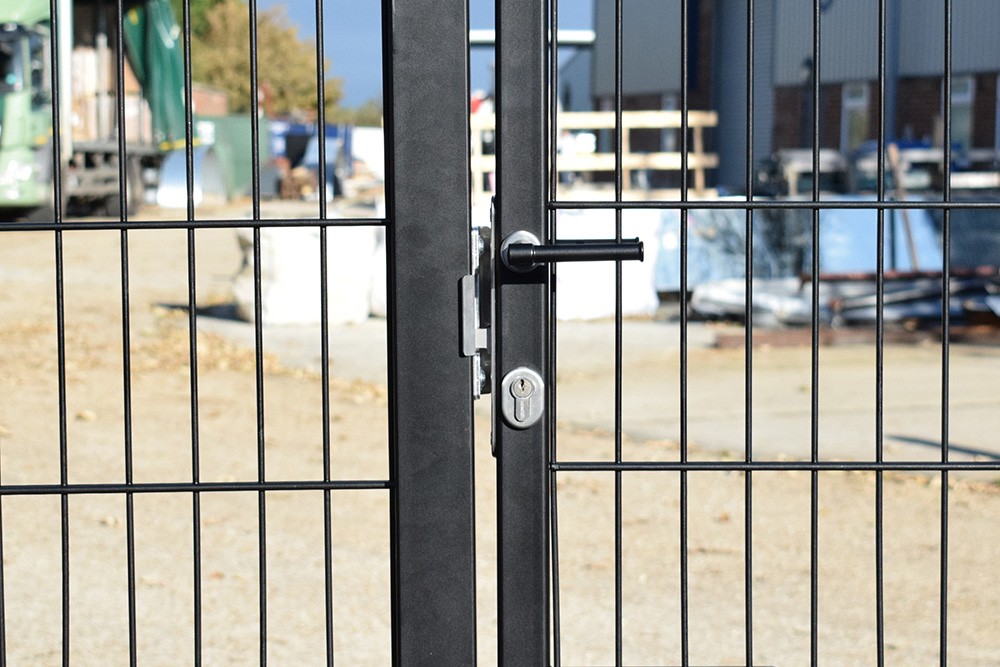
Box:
490;0;1000;665
0;0;479;664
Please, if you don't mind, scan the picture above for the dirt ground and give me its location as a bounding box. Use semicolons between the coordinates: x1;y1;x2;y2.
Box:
1;206;999;665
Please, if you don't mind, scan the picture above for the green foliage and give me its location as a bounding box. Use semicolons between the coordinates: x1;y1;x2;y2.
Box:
326;98;383;127
169;0;224;38
188;0;344;117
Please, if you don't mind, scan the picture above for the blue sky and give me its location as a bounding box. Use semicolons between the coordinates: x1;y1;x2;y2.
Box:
257;0;594;107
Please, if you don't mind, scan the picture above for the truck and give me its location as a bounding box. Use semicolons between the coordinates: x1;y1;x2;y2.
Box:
0;0;186;220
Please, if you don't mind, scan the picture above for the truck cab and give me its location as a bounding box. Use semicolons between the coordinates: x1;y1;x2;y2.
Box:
0;0;186;220
0;21;53;211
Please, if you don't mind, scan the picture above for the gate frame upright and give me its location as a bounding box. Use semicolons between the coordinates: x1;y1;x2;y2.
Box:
385;0;479;663
494;0;551;664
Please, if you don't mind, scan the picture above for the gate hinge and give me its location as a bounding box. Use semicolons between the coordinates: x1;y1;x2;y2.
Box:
461;223;492;398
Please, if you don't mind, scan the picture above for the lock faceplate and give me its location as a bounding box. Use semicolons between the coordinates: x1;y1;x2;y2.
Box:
461;224;493;398
500;367;544;429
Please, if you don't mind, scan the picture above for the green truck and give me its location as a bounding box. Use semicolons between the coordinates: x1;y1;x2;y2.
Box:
0;0;185;219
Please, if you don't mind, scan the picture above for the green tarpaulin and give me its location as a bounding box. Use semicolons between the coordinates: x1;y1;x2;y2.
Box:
121;0;186;149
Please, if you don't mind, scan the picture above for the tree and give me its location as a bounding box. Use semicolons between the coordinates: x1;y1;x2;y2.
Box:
189;0;343;118
326;98;383;126
169;0;225;38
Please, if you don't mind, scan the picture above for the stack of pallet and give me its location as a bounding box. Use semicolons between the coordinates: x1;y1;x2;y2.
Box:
70;46;151;145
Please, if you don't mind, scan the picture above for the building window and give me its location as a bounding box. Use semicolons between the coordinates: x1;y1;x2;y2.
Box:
950;75;974;151
840;82;869;154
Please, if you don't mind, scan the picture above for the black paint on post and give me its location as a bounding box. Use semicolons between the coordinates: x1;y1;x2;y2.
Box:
385;0;478;664
495;0;550;664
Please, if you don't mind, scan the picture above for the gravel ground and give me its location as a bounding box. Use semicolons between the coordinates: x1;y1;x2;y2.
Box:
1;205;998;665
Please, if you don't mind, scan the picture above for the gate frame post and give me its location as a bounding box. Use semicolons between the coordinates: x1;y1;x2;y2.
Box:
384;0;478;663
494;0;551;664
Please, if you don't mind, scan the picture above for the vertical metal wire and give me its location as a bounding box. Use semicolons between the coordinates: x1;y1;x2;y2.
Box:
253;239;267;667
45;0;64;217
311;0;336;662
612;0;625;663
59;292;70;667
315;8;329;223
939;3;953;664
122;277;138;667
378;0;401;658
601;0;624;664
115;0;129;222
548;0;562;665
809;2;822;665
678;1;690;665
113;0;138;662
180;0;203;660
875;1;888;665
549;427;563;667
743;1;755;664
46;0;71;662
246;0;267;662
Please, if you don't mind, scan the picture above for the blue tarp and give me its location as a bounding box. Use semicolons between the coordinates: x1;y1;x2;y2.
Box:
654;196;949;295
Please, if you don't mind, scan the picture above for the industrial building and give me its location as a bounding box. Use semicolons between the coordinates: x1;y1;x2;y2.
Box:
559;0;1000;192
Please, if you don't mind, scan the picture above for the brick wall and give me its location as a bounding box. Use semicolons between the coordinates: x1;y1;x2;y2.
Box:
192;85;229;117
692;0;715;111
772;77;1000;152
896;74;998;149
773;86;803;150
896;77;941;144
772;84;845;151
973;73;997;149
867;82;882;147
819;84;842;149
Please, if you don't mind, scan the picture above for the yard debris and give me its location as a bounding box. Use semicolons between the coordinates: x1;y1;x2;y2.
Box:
279;166;319;200
656;196;1000;342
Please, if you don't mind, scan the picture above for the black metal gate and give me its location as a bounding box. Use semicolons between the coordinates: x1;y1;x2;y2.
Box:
3;0;1000;664
492;0;1000;665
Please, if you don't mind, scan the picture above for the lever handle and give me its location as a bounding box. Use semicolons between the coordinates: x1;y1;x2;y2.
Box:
501;231;644;272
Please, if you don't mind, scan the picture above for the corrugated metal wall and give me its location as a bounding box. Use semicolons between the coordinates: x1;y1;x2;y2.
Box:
560;50;593;112
900;0;1000;76
774;0;878;85
774;0;1000;86
592;0;682;98
591;0;1000;96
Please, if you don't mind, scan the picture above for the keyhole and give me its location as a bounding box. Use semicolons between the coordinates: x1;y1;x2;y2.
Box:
512;377;533;398
511;377;534;422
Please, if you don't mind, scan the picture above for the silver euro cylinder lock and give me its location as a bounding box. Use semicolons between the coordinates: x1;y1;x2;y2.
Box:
500;367;544;429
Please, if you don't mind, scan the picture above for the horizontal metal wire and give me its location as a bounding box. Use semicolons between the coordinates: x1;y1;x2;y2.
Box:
0;217;389;233
550;199;1000;211
0;480;392;496
552;460;1000;473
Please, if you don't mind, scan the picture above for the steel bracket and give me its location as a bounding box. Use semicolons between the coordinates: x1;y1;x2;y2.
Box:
461;221;493;398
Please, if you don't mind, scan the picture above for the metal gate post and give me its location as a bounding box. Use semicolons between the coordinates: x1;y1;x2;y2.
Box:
494;0;550;664
385;0;478;663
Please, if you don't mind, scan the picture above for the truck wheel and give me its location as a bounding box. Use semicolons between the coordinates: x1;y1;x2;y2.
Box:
104;158;144;218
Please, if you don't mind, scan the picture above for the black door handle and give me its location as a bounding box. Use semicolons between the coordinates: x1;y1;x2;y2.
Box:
500;231;644;272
